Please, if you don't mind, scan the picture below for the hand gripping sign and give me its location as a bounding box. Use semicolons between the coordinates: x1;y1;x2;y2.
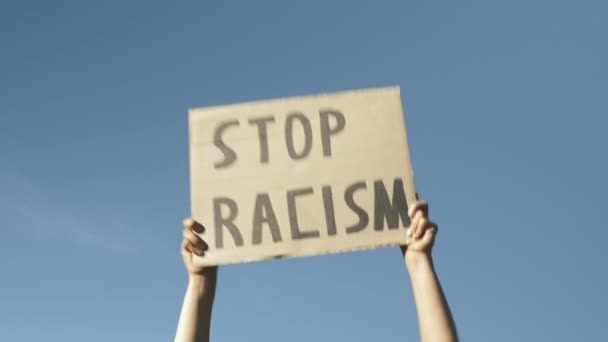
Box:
188;87;416;266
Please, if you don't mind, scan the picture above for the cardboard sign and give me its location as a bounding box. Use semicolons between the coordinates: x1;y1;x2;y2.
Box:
188;87;416;266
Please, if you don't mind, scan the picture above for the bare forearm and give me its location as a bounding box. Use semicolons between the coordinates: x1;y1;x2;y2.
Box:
175;274;217;342
406;254;457;342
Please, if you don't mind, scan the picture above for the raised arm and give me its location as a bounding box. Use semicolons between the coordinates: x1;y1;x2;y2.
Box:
402;200;458;342
175;219;217;342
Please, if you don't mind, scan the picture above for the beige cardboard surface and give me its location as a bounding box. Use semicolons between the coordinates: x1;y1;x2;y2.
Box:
188;86;416;266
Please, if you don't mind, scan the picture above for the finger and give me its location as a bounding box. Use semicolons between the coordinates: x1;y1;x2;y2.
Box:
415;216;430;240
183;218;205;234
182;240;205;256
183;229;209;251
408;211;419;238
183;228;201;245
183;217;205;233
420;224;437;246
181;239;197;254
409;210;423;238
408;201;429;219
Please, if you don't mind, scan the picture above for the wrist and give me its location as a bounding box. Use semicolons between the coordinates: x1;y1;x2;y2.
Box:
188;271;217;297
404;251;434;273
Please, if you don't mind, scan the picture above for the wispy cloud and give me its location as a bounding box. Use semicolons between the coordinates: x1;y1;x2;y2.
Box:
0;167;135;255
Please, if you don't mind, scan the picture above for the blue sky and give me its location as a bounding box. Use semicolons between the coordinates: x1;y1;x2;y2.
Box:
1;0;606;341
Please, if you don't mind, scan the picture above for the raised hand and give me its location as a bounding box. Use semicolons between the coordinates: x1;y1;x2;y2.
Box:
181;218;216;278
404;200;438;258
175;218;217;342
401;200;458;342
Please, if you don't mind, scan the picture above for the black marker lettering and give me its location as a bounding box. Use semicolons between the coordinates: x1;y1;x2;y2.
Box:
213;197;243;248
319;109;345;157
287;188;320;239
213;120;240;169
373;178;409;230
345;181;369;234
248;116;275;164
322;185;337;236
285;112;313;160
252;193;282;245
